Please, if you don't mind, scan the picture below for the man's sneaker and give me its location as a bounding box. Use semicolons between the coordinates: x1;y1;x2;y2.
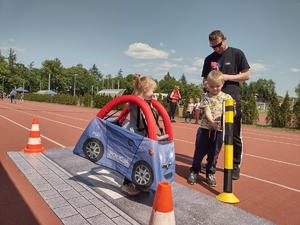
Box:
232;166;240;180
206;174;216;187
187;172;197;185
200;163;206;174
120;183;140;196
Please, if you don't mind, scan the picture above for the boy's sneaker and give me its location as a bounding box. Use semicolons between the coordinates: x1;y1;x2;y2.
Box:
120;183;140;196
200;163;206;174
206;174;216;187
232;166;240;180
187;172;197;185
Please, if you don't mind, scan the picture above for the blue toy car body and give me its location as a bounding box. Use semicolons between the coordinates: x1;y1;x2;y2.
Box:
73;95;175;191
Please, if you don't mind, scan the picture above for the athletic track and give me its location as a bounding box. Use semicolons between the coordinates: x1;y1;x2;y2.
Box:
0;99;299;225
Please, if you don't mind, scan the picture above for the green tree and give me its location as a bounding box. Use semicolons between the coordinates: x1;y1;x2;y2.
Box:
278;92;292;127
41;58;64;92
241;94;259;124
292;97;300;129
89;64;103;81
179;73;187;86
295;83;300;97
251;79;275;102
266;91;280;127
0;52;10;92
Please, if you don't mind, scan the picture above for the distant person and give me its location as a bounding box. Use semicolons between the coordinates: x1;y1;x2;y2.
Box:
20;92;24;103
169;86;181;123
194;97;201;124
187;70;234;187
185;98;194;123
201;30;250;180
10;89;16;103
120;73;157;196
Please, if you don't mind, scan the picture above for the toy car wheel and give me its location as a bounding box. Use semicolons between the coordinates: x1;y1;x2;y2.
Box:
132;160;153;187
83;138;104;163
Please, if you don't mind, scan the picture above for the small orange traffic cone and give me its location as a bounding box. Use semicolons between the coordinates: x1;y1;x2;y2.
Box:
149;182;175;225
23;117;45;154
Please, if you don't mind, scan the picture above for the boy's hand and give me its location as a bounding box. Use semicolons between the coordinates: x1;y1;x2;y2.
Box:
208;120;221;129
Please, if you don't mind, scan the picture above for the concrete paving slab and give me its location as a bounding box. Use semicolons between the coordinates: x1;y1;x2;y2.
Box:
8;148;274;225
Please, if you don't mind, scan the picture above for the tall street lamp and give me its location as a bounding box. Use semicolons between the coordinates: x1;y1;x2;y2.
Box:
74;74;77;96
48;73;51;92
2;76;4;89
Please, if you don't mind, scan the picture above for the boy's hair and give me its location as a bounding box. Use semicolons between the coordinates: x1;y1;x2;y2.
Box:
209;30;225;41
207;70;224;83
132;73;157;95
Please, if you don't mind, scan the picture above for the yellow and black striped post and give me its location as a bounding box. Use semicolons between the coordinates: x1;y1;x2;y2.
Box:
216;99;239;203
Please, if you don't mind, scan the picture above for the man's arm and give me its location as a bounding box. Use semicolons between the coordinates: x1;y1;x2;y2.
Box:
223;69;250;82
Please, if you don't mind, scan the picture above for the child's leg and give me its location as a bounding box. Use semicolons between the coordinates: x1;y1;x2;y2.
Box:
207;131;223;175
189;112;193;122
195;109;200;123
190;128;209;174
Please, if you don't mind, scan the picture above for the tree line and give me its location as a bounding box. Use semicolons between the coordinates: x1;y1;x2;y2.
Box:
1;48;300;129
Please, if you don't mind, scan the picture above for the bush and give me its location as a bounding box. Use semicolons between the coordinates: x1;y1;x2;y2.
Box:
241;94;259;124
292;98;300;129
266;91;292;127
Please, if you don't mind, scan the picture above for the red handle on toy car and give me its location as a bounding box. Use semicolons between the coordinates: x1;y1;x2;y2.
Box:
96;95;157;140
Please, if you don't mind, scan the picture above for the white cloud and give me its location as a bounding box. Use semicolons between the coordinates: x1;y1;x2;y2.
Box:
192;57;204;68
124;43;169;59
183;66;200;74
0;45;26;53
249;62;268;72
133;62;154;68
290;68;300;73
156;61;178;69
173;57;184;62
8;38;15;42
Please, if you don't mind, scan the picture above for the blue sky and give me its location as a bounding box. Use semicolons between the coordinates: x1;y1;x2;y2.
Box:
1;0;300;97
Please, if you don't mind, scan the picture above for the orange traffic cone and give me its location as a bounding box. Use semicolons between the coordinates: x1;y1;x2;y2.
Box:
23;117;45;154
149;182;175;225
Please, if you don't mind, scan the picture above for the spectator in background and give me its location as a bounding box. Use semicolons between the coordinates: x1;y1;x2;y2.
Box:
169;86;181;123
20;92;24;103
194;97;201;124
10;89;16;103
185;98;195;123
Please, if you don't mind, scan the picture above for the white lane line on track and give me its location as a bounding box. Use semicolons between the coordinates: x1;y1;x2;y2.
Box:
244;153;300;167
243;131;300;141
241;174;300;193
0;114;66;148
1;104;91;124
245;136;300;147
174;138;300;166
176;154;300;193
1;105;86;131
175;135;300;147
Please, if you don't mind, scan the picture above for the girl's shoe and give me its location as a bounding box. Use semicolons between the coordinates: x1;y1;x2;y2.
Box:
120;183;140;196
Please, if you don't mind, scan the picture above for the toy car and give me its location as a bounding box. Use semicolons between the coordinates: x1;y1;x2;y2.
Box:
73;95;175;191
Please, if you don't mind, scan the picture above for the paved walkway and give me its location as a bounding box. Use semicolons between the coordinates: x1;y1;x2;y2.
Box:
8;151;139;225
8;148;274;225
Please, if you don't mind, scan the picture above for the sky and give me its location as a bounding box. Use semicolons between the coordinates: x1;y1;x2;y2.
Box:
1;0;300;97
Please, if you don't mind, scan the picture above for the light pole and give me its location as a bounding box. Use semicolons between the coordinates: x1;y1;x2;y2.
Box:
2;76;5;91
74;74;77;96
48;73;51;92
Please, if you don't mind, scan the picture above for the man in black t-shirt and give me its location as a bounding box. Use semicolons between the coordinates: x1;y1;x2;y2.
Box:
202;30;250;180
